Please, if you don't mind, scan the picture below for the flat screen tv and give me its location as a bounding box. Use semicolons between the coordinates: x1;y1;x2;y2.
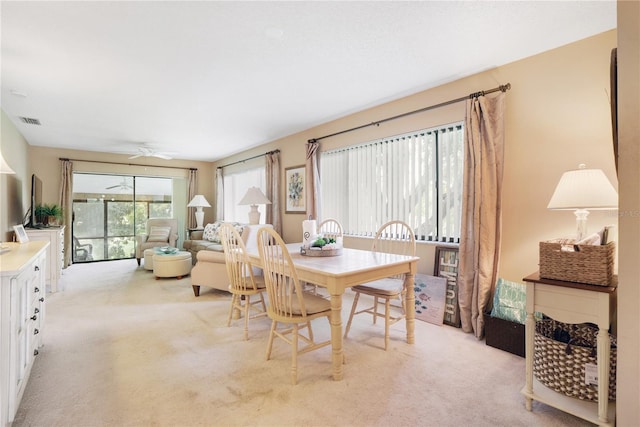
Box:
30;174;43;227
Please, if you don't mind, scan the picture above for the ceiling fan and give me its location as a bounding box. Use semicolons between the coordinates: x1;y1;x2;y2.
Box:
105;178;133;191
128;145;173;160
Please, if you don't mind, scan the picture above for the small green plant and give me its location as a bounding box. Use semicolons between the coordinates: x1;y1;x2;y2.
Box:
35;204;63;225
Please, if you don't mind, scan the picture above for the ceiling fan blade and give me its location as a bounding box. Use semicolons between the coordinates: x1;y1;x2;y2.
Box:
105;185;120;189
129;154;142;159
153;153;173;160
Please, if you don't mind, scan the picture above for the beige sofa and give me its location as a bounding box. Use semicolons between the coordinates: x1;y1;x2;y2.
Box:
185;223;265;296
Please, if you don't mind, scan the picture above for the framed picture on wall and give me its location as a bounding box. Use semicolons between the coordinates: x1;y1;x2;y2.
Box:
434;246;461;327
13;225;29;243
285;165;306;214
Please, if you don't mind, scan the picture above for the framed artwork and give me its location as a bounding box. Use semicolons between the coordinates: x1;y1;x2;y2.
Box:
13;225;29;243
285;165;306;214
434;246;461;327
414;274;447;326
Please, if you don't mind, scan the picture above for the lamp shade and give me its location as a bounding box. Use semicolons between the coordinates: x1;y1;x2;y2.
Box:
187;195;211;208
547;164;618;210
238;187;271;206
0;152;15;174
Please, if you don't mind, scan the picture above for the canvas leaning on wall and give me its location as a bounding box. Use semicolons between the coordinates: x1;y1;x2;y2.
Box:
414;274;447;325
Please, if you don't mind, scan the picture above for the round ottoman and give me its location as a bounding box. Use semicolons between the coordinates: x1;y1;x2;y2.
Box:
143;249;155;271
153;251;192;279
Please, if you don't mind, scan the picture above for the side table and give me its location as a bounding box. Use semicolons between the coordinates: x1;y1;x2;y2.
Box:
521;272;617;426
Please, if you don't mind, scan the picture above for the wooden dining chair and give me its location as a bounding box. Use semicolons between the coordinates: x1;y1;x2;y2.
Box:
219;223;268;341
304;218;345;295
344;220;416;350
256;227;332;384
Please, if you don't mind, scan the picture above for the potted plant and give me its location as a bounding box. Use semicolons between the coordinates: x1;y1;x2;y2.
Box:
35;204;63;226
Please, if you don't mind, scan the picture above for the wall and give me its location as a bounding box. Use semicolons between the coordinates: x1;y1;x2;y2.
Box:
214;30;618;282
616;0;640;424
0;110;31;242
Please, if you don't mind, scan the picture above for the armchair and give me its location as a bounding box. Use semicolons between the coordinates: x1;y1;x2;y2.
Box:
135;218;178;265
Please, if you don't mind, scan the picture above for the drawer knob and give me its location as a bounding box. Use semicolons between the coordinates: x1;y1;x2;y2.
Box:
34;287;40;293
34;349;39;356
30;315;37;321
34;328;39;335
35;266;40;271
39;297;45;302
34;308;40;314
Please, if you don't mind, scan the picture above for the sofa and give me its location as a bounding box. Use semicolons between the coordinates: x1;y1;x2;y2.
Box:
184;222;266;296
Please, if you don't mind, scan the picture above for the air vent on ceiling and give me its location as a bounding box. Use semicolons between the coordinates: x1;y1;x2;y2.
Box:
19;117;41;125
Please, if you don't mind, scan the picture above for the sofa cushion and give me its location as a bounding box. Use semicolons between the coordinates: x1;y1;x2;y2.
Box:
148;226;171;242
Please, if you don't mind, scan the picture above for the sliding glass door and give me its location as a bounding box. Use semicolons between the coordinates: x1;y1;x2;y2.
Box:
72;174;173;263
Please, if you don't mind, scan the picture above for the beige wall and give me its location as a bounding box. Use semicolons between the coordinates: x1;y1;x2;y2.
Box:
214;30;619;282
616;0;640;424
1;110;31;242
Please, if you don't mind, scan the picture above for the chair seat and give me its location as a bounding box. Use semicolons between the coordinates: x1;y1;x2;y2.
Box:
292;292;331;316
352;277;404;296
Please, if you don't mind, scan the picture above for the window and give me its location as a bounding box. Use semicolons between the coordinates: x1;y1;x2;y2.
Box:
320;122;464;242
222;166;267;223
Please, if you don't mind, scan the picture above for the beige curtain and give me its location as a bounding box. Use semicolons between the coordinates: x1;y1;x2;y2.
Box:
215;167;224;221
265;151;282;234
59;160;73;267
610;48;618;176
187;169;197;228
458;92;505;338
305;142;321;220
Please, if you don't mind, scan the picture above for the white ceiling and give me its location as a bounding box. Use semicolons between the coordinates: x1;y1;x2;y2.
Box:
1;1;616;162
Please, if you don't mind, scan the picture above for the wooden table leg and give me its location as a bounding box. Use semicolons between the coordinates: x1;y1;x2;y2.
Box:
404;272;416;344
329;293;344;381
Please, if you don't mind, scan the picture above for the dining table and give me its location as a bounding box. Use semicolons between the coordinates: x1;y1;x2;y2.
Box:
247;242;420;381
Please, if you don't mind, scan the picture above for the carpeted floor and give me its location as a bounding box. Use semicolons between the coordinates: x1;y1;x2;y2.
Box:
13;259;588;427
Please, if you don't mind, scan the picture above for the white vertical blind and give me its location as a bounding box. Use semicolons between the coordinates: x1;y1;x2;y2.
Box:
222;166;267;223
320;122;464;242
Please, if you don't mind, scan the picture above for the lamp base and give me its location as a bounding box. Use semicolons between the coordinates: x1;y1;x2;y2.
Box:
195;210;205;230
248;205;260;225
574;209;589;241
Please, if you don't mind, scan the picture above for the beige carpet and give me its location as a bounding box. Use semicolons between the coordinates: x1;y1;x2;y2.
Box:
13;259;588;427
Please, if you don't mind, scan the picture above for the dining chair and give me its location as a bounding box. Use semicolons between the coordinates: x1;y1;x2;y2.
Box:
305;218;345;295
219;223;268;341
256;227;332;384
344;220;416;350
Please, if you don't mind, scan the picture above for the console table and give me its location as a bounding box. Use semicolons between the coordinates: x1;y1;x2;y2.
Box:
521;272;617;426
25;226;65;293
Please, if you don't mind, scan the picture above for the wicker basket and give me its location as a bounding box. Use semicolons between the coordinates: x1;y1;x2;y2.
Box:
539;241;615;286
534;319;616;402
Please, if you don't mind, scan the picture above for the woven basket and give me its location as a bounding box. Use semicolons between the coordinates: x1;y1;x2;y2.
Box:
534;319;616;402
539;241;615;286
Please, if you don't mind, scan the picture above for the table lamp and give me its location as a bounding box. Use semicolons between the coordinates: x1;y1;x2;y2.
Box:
238;187;271;225
547;164;618;241
187;195;211;229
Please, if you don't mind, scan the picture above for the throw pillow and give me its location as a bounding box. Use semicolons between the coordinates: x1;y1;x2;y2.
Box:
203;222;222;242
148;226;171;242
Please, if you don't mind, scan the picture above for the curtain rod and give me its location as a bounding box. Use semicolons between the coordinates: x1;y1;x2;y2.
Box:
59;158;197;171
217;149;280;169
308;83;511;143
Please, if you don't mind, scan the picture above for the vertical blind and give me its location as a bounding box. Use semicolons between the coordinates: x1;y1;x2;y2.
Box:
320;122;464;242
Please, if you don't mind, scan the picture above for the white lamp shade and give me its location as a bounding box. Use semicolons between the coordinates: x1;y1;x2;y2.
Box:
0;152;16;174
238;187;271;205
547;165;618;210
187;194;211;208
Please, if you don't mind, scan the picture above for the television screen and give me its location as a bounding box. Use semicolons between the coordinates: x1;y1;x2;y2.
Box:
30;174;43;227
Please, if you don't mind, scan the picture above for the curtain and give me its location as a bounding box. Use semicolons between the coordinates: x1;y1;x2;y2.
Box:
215;167;224;221
59;159;73;267
610;48;618;176
458;92;505;338
265;151;282;234
187;169;197;229
305;142;321;221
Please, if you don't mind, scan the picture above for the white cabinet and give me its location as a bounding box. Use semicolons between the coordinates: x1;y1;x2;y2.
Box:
25;226;64;293
521;272;616;427
0;241;48;427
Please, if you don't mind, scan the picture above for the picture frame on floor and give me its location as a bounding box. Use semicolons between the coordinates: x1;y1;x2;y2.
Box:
434;246;461;327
